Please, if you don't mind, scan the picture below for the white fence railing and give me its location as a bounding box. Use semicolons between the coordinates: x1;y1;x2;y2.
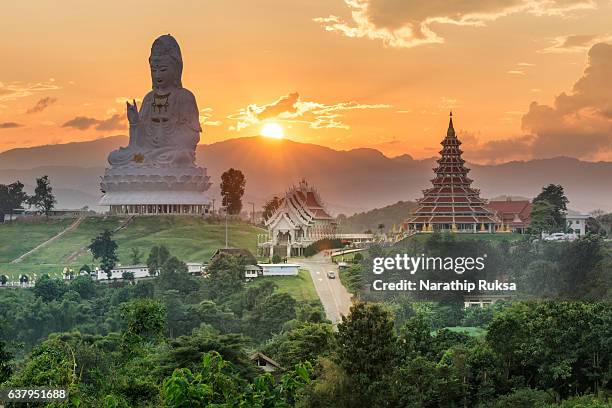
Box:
0;281;35;288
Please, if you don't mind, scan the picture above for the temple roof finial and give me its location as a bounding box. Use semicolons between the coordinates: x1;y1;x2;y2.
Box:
447;111;455;138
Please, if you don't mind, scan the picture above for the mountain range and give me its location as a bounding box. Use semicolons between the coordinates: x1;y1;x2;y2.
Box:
0;135;610;214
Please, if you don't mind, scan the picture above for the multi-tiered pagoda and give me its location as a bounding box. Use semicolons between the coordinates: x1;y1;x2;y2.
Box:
404;113;500;233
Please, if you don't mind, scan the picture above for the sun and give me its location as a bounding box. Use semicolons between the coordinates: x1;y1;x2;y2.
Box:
260;122;284;139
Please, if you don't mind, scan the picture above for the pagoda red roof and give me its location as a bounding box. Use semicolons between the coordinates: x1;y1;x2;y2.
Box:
405;114;500;228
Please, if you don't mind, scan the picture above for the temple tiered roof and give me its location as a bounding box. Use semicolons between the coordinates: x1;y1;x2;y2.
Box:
265;180;334;233
261;180;337;257
404;113;500;232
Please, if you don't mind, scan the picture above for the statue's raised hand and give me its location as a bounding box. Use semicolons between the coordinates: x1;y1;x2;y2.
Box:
126;99;140;125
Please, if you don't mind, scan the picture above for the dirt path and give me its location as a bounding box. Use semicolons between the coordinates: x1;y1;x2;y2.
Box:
64;215;135;263
10;216;85;264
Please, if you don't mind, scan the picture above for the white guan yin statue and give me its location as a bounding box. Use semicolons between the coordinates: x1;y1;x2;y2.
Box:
100;34;211;215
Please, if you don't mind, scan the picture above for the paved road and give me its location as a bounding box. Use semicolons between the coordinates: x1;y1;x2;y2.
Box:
292;253;353;324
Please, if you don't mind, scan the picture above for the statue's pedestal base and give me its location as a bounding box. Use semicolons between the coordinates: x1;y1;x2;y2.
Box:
100;191;211;216
99;164;212;216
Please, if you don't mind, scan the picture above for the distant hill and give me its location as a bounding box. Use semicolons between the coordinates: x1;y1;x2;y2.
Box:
1;136;611;213
338;201;418;233
0;136;126;169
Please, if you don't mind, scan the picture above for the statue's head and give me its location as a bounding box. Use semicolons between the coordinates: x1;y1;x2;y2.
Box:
149;34;183;90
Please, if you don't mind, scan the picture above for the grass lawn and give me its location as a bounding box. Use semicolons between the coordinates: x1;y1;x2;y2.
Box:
253;270;319;303
0;218;76;263
0;216;262;280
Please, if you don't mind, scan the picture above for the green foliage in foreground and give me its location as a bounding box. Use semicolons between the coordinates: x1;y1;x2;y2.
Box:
0;291;610;406
163;351;311;407
300;301;611;408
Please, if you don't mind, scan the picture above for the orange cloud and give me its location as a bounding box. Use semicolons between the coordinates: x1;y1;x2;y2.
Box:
228;92;391;131
0;81;60;102
541;33;612;53
315;0;596;48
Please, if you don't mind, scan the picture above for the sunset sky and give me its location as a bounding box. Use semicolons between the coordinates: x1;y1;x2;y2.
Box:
1;0;612;163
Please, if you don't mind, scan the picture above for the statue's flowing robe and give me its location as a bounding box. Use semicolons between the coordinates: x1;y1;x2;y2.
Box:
109;87;201;167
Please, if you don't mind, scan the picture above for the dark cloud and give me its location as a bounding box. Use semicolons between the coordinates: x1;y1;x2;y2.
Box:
62;114;126;131
94;114;126;131
463;42;612;162
521;42;612;159
26;96;58;114
463;135;534;163
62;116;99;130
0;122;23;129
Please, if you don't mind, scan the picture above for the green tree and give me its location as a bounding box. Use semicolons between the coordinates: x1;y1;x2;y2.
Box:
0;184;7;223
262;196;282;222
0;181;29;222
335;302;397;407
130;247;143;264
558;234;604;296
120;299;166;343
159;256;199;294
8;337;77;388
263;321;334;368
147;245;170;276
28;175;57;217
0;340;13;383
247;292;297;341
529;200;557;234
520;260;560;297
88;229;118;279
486;388;552;408
533;184;568;230
220;168;246;215
33;274;68;302
162;351;311;407
69;275;97;299
122;271;135;284
206;253;245;300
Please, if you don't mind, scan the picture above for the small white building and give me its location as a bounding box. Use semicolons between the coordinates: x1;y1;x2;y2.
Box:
464;294;511;308
566;211;589;236
260;263;300;276
244;263;300;279
96;264;151;281
186;262;204;275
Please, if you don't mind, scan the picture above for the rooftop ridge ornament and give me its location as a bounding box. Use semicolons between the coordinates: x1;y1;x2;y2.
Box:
447;110;456;138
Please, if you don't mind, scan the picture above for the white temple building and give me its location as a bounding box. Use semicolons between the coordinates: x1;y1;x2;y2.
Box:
258;180;337;257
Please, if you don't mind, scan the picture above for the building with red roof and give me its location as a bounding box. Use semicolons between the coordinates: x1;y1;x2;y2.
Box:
486;199;532;233
403;113;501;233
